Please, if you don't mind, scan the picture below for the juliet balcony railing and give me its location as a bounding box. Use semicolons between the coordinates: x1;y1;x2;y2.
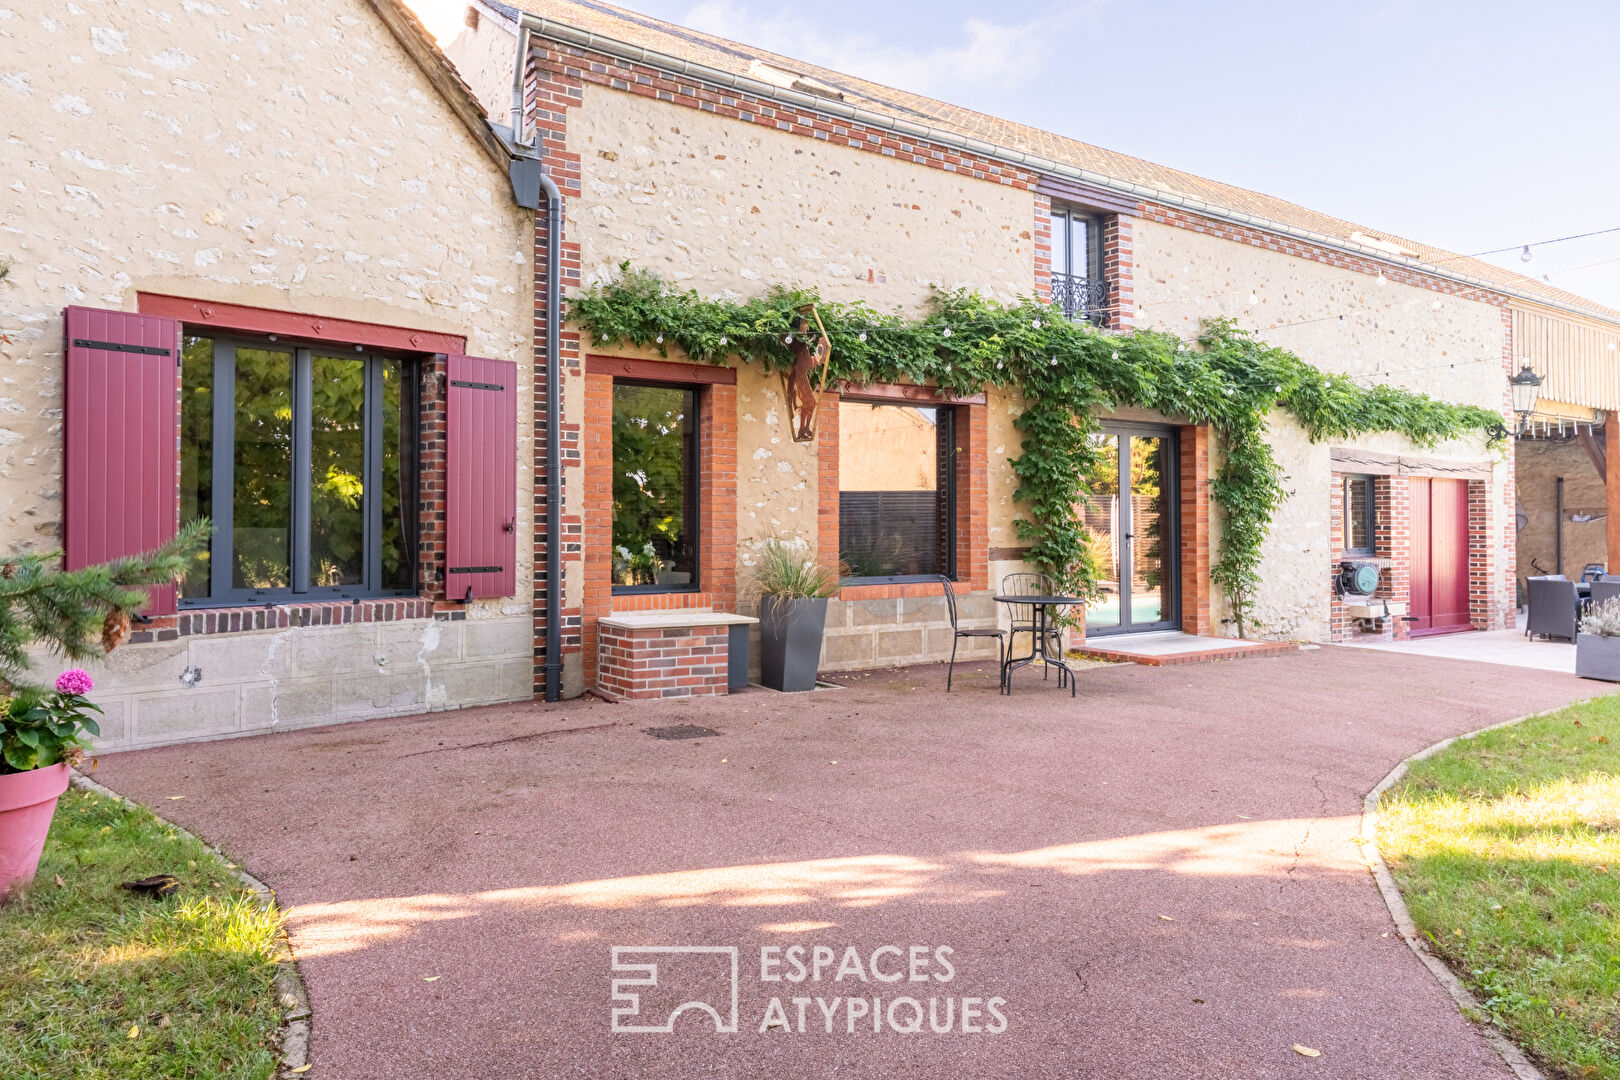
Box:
1050;271;1111;326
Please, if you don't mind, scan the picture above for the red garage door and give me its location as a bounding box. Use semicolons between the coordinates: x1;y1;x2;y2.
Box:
1410;477;1471;635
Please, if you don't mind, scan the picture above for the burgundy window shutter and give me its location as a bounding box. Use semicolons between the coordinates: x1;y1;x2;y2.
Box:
63;306;181;615
445;354;517;600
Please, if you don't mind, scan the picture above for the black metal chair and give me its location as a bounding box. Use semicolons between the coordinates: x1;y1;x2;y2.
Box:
1525;575;1578;642
941;576;1006;693
1001;572;1067;686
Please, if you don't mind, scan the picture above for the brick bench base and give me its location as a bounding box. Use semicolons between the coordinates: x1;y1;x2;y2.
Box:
596;612;758;700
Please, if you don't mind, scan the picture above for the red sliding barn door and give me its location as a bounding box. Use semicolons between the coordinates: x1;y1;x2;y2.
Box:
1409;477;1470;634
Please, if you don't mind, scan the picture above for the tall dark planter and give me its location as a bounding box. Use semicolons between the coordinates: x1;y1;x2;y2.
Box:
759;595;828;692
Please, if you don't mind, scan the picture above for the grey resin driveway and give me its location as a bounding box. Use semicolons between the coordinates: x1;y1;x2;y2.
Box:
95;647;1601;1079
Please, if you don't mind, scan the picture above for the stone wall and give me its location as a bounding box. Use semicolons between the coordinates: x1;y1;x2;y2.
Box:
1515;435;1605;583
559;85;1036;675
1130;218;1512;641
820;589;1000;672
1;0;538;744
68;613;533;752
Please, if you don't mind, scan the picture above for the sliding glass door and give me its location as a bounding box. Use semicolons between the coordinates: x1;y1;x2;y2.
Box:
1081;425;1179;635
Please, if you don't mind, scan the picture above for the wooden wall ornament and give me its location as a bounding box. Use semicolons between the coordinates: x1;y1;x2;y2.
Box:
782;304;831;442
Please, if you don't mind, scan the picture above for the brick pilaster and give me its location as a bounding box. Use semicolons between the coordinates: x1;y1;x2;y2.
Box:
1178;424;1212;634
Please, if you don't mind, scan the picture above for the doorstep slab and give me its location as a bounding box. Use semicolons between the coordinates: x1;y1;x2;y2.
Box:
1074;631;1300;666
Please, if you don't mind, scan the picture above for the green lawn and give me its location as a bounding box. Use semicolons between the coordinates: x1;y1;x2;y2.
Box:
0;786;285;1079
1379;695;1620;1079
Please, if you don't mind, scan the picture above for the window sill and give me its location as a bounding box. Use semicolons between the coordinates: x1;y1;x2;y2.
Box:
126;597;439;643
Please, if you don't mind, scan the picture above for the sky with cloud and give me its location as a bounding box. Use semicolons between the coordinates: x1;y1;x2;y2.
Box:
410;0;1620;309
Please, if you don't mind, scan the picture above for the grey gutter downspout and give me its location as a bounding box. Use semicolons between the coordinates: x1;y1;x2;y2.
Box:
503;17;565;701
539;169;563;702
515;13;1620;331
512;21;566;702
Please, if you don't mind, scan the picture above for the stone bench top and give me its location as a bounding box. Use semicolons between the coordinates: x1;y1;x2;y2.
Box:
599;610;759;631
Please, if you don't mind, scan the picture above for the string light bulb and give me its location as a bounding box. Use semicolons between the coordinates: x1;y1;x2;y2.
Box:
858;331;866;342
719;336;727;345
1520;244;1532;263
942;328;952;338
1032;318;1042;329
656;333;664;343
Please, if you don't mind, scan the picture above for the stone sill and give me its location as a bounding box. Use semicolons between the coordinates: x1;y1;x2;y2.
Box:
599;611;758;632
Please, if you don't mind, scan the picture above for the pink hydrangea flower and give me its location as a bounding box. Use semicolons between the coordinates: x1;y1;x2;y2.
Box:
55;669;94;696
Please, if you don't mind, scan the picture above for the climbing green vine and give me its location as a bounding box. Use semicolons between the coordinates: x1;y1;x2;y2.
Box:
572;266;1504;636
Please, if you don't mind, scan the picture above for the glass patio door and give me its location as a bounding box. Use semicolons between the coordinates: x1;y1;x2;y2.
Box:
1081;426;1179;634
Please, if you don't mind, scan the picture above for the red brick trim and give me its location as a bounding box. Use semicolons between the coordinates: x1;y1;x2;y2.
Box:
124;597;440;644
136;293;467;354
612;591;719;612
816;389;842;581
1033;193;1053;303
1137;205;1514;311
1178;424;1212;635
587;354;737;384
581;371;737;690
814;390;987;597
529;38;1041;194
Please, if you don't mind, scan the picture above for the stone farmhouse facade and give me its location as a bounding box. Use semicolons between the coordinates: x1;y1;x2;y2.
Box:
6;0;1620;746
446;0;1620;699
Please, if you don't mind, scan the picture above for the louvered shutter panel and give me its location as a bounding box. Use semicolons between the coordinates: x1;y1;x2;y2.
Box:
445;355;517;600
63;306;181;615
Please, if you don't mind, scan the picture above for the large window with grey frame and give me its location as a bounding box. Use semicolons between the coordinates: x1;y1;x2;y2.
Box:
177;334;419;605
837;400;957;583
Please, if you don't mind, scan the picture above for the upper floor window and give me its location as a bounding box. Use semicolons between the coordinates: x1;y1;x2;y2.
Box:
178;335;418;605
612;381;699;591
837;400;957;582
1050;205;1107;324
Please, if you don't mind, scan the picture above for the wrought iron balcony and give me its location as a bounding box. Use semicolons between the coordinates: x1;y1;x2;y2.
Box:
1050;271;1110;325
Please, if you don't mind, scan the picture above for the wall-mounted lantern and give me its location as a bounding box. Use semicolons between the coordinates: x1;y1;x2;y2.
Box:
1509;358;1543;432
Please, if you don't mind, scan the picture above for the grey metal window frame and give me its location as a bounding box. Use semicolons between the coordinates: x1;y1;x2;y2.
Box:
184;334;419;609
838;402;959;587
1342;473;1377;556
1051;204;1102;279
1085;421;1181;637
609;378;703;596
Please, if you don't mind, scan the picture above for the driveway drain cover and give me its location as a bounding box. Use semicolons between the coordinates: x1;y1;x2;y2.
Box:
643;724;720;740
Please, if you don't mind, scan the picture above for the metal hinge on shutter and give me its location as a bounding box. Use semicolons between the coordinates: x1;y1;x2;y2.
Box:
450;379;504;391
72;339;172;356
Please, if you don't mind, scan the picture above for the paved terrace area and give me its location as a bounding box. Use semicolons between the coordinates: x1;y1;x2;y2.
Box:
95;649;1603;1079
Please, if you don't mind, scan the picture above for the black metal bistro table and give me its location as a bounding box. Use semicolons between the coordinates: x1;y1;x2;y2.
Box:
994;594;1083;697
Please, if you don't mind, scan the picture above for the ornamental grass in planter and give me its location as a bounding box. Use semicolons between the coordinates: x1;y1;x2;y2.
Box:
0;520;204;900
1576;598;1620;683
754;540;837;693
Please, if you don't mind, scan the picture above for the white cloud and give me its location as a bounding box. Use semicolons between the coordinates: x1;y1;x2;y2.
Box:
680;2;1091;103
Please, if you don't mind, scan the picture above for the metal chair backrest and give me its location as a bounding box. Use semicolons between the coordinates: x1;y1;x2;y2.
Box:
939;575;960;631
1001;572;1053;628
1582;563;1606;583
1590;579;1620;613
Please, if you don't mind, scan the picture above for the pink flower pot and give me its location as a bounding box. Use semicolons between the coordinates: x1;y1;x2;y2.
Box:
0;762;71;901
